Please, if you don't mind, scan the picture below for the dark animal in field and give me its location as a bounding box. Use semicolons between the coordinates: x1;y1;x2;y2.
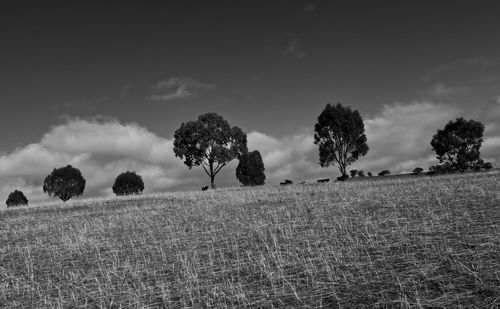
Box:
201;186;209;191
280;179;293;185
317;178;329;183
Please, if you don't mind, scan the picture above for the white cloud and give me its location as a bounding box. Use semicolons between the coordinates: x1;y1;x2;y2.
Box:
2;101;499;208
250;102;464;180
0;118;189;206
358;102;460;173
429;82;468;97
283;34;305;59
305;4;316;13
423;57;497;80
149;77;215;101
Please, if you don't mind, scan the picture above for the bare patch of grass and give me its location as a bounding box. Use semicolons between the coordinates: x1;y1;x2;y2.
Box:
1;173;499;307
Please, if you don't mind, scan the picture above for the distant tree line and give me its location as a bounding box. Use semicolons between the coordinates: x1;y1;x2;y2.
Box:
5;106;495;207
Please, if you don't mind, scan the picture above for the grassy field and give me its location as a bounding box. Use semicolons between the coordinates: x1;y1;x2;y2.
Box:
1;172;499;308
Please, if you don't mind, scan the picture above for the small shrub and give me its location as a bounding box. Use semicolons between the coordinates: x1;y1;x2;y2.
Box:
350;170;358;178
6;190;28;207
473;159;493;171
483;162;493;170
112;171;145;196
378;170;390;176
357;170;365;177
429;164;454;175
367;172;373;177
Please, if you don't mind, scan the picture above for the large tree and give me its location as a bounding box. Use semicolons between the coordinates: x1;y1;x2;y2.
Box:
236;150;266;186
174;112;247;189
314;103;369;180
430;117;486;173
43;165;86;202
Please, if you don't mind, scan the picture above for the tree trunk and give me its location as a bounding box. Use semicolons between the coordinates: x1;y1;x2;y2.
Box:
210;174;216;189
209;162;216;189
339;164;347;180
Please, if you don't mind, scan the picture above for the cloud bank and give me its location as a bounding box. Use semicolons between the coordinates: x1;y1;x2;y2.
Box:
1;101;499;207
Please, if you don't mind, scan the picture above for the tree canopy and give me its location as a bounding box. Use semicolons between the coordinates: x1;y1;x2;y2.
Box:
173;112;247;189
112;171;145;196
314;103;369;180
430;117;487;173
43;165;86;202
236;150;266;186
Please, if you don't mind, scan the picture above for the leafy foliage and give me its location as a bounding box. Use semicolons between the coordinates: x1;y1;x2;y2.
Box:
367;172;373;177
412;167;424;175
350;170;358;178
314;103;369;180
6;190;28;207
174;113;247;189
430;118;485;173
378;170;390;176
43;165;86;202
357;170;365;177
112;171;145;196
482;162;493;170
236;150;266;186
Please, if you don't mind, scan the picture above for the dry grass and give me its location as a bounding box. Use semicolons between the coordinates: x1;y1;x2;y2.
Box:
1;172;499;308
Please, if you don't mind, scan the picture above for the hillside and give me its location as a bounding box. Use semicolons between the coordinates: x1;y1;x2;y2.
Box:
1;173;499;308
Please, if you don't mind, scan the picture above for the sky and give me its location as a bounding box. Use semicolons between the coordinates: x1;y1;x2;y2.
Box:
1;1;500;204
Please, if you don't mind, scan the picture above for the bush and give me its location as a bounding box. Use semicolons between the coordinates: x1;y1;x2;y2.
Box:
6;190;28;207
236;150;266;186
350;170;358;178
429;164;454;175
378;170;390;176
473;159;494;171
337;174;349;181
357;170;365;177
483;162;493;170
112;171;145;196
412;167;424;175
367;172;373;177
43;165;86;202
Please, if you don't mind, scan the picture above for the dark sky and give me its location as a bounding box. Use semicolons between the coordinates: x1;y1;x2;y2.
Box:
1;1;500;203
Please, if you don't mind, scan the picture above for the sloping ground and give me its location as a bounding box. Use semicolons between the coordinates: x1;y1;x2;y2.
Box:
0;173;499;308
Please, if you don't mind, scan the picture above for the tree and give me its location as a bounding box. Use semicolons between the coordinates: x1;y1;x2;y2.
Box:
6;190;28;207
412;167;424;175
350;170;358;178
430;117;485;173
357;170;365;177
378;170;390;176
236;150;266;186
174;113;248;189
314;103;369;181
43;165;86;202
112;171;144;196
